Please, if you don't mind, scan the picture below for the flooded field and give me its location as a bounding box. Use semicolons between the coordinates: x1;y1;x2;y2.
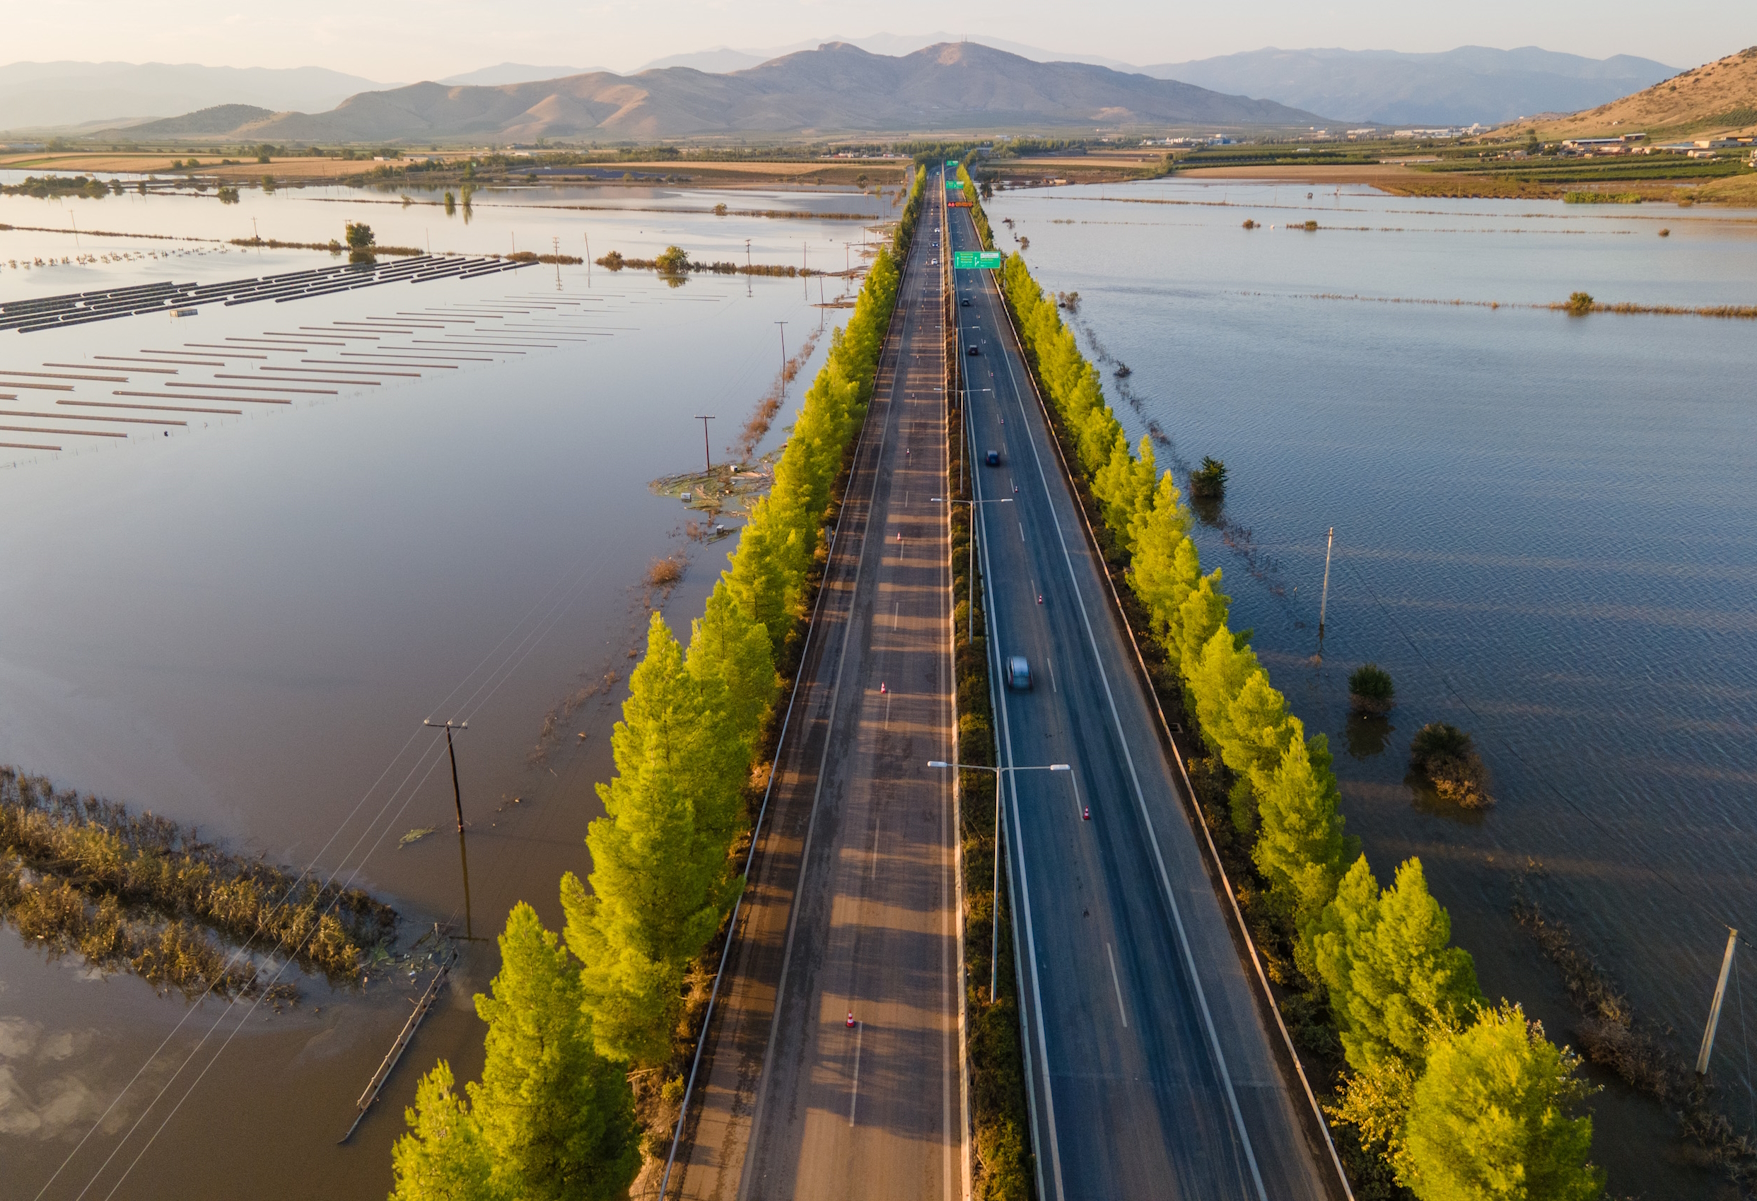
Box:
0;175;900;1199
994;178;1757;1196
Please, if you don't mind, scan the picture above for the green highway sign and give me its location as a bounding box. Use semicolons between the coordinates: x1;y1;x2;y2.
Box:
945;160;958;168
946;179;965;190
953;250;1003;270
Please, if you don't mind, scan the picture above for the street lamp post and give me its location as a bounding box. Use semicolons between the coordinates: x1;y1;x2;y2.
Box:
930;496;1011;642
929;760;1070;1000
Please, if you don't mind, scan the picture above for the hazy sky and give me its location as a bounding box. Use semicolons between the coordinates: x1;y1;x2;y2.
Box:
6;0;1747;78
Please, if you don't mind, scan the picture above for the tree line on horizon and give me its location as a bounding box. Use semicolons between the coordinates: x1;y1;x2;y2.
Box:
988;208;1604;1197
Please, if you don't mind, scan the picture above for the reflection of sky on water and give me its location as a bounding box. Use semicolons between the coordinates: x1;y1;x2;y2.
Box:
997;177;1757;1194
0;179;877;1199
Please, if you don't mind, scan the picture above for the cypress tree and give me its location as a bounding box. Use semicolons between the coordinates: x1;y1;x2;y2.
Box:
1313;856;1482;1075
390;1061;493;1201
1092;434;1157;552
726;502;794;658
1127;471;1200;654
1251;717;1354;934
566;613;742;1065
470;903;640;1201
1403;1003;1602;1201
686;578;778;752
1175;570;1230;681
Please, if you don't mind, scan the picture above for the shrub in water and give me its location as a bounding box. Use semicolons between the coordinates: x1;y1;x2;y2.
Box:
1190;456;1227;500
1409;722;1494;808
1348;663;1395;714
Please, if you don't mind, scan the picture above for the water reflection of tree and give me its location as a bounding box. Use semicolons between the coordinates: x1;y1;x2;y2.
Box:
1345;712;1393;760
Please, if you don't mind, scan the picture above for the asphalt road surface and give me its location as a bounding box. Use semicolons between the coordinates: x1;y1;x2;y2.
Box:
671;171;965;1201
949;196;1336;1201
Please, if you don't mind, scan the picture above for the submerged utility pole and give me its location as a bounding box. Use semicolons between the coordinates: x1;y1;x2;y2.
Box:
1698;928;1739;1075
423;719;468;832
775;320;788;402
693;415;715;470
1318;526;1335;638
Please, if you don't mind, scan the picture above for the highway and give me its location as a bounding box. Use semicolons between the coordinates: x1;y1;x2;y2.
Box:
948;194;1337;1201
670;171;965;1201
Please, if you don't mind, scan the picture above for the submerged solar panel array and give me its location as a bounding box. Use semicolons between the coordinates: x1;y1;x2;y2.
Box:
0;255;535;333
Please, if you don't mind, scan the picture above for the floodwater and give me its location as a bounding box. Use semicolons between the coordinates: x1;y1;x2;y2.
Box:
993;177;1757;1196
0;174;901;1199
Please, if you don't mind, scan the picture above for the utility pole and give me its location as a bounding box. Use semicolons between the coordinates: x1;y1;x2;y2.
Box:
423;719;468;831
928;761;1069;999
1698;928;1739;1075
745;238;751;270
775;321;788;402
693;415;715;470
251;216;259;247
1318;526;1335;638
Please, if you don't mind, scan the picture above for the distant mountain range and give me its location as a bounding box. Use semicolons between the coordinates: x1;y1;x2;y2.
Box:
3;41;1693;140
0;61;385;132
634;33;1137;76
1140;46;1678;125
438;63;609;87
104;43;1332;143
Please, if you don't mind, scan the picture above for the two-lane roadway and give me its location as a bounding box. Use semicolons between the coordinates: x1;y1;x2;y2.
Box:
949;196;1335;1201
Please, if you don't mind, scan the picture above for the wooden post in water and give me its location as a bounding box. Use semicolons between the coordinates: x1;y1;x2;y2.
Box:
1698;928;1739;1075
1318;526;1335;638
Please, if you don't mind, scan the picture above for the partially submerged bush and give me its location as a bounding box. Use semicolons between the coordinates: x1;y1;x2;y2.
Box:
1565;291;1594;316
1409;722;1494;807
1348;663;1395;714
1190;456;1227;500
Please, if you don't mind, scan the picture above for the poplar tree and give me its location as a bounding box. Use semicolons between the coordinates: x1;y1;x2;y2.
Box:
566;613;742;1065
1403;1003;1602;1201
470;903;640;1201
390;1061;493;1201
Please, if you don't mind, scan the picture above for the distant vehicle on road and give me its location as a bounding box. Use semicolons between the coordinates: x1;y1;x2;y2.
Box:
986;449;1001;466
967;344;980;355
960;297;972;307
1006;655;1032;690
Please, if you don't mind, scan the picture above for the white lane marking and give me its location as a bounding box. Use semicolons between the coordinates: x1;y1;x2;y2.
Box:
849;1020;864;1127
1107;942;1129;1028
1046;656;1058;694
973;431;1066;1201
986;266;1269;1201
869;819;881;879
1019;521;1026;542
738;236;916;1200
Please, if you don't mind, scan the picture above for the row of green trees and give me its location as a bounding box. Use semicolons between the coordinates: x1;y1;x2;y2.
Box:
994;247;1603;1201
391;165;927;1200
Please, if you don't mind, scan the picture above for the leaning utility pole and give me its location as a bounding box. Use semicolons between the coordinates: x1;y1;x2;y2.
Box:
1318;526;1335;638
423;719;468;832
1698;928;1739;1075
